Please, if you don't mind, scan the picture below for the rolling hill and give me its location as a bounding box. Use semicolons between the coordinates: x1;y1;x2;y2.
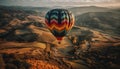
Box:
0;5;120;69
75;11;120;36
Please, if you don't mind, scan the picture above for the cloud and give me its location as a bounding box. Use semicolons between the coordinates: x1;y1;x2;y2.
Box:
0;0;119;7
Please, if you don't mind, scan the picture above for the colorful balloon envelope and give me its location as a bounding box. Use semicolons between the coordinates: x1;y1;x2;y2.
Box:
45;9;75;44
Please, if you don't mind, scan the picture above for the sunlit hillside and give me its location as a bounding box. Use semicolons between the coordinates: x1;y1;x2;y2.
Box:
0;6;120;69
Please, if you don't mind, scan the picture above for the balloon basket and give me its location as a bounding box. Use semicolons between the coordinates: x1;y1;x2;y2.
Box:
58;42;61;44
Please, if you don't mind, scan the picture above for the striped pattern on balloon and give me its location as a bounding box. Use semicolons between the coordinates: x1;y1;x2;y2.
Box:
45;9;75;43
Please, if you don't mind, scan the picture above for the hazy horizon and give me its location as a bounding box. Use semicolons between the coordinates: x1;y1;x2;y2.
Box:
0;0;120;8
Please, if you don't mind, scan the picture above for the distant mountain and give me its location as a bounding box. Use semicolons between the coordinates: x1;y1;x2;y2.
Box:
75;11;120;36
112;8;120;12
0;5;50;12
0;5;114;16
68;6;111;16
0;5;50;17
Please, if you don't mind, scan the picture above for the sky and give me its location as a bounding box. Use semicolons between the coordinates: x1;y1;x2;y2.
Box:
0;0;120;7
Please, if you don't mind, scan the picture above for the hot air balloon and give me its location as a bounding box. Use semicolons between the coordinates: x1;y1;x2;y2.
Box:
45;9;75;44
